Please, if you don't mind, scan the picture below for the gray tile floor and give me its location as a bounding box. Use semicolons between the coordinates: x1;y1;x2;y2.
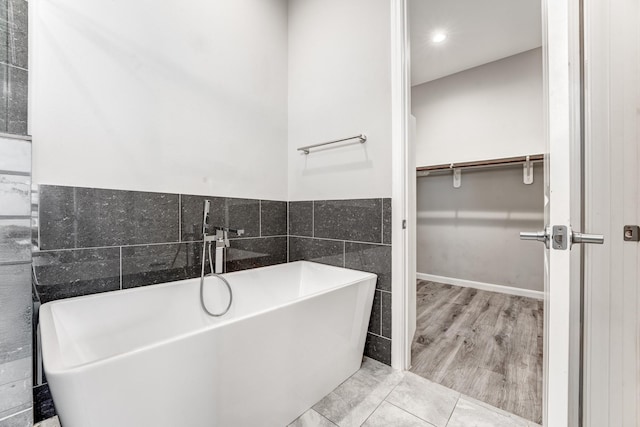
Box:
291;358;542;427
35;358;541;427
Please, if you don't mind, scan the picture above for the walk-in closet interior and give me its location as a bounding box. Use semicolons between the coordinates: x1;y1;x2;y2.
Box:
409;0;544;423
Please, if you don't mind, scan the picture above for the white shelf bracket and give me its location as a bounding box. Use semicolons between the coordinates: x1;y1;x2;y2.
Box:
452;167;461;188
523;155;534;184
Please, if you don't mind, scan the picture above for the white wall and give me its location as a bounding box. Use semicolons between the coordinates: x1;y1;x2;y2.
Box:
412;48;543;167
413;49;545;291
416;166;544;292
287;0;392;200
31;0;289;200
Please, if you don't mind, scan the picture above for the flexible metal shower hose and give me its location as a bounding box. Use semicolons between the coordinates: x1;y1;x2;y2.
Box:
199;241;233;316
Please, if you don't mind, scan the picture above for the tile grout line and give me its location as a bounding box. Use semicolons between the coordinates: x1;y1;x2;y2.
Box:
1;402;31;421
383;400;439;427
380;198;384;244
230;235;288;241
378;290;383;335
456;393;538;426
0;260;31;266
0;132;31;142
288;234;391;247
259;200;262;237
0;169;30;176
119;246;122;290
444;395;462;427
342;241;345;267
35;236;289;253
178;194;182;242
361;371;406;426
3;11;8;132
3;2;11;100
312;409;338;427
286;202;290;263
7;5;19;74
367;331;391;341
311;201;315;238
0;62;28;73
73;189;79;249
1;407;32;423
35;241;193;252
0;214;30;219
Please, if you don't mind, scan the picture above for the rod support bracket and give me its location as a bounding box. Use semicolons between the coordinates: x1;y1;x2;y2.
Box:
523;155;534;184
452;167;461;188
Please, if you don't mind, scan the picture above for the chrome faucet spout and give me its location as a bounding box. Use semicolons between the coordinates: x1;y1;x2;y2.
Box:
213;226;245;237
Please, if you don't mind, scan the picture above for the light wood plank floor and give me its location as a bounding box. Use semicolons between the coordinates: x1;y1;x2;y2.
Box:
410;281;543;424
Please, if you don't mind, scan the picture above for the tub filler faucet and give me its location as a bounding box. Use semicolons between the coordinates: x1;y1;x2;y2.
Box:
201;200;245;274
205;226;245;273
199;200;244;317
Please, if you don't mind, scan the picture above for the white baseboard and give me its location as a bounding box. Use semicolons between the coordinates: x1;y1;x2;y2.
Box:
416;273;544;300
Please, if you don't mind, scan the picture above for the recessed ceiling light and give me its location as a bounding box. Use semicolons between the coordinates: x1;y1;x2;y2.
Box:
432;31;447;44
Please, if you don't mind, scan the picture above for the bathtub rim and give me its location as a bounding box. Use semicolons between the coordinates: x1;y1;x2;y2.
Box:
40;261;377;375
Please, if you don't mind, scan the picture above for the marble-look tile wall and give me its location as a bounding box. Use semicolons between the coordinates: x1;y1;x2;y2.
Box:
0;3;31;424
0;135;33;427
0;0;28;135
289;198;392;365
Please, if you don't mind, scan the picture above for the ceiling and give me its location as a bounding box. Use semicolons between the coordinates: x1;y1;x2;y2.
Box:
409;0;542;86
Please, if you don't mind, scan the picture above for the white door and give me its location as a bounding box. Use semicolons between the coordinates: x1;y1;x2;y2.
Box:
540;0;582;425
523;0;604;426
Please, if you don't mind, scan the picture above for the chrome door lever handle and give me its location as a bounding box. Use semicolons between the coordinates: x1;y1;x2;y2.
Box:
520;231;548;242
520;229;550;248
521;227;604;250
571;232;604;245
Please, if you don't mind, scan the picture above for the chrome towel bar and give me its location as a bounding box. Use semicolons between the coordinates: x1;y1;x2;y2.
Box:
297;134;367;154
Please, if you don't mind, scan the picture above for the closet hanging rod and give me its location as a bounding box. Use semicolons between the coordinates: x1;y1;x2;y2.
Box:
297;134;367;155
416;154;544;172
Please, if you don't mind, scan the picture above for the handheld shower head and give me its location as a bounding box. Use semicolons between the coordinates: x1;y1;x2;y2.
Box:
202;200;211;236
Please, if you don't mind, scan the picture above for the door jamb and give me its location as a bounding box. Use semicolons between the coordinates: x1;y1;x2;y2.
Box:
390;0;411;371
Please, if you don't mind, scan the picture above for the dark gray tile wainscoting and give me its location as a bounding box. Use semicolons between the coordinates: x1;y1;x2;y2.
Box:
38;187;179;250
289;199;393;365
34;185;289;302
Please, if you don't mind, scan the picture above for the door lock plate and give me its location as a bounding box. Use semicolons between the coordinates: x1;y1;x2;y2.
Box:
552;225;568;250
624;225;640;242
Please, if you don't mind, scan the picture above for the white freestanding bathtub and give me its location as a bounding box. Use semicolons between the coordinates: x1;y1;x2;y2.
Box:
39;261;377;427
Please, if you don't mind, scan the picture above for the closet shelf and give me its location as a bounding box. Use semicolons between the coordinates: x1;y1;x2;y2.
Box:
416;154;544;172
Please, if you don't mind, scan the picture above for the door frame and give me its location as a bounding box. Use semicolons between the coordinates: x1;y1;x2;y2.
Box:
389;0;584;425
390;0;412;371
